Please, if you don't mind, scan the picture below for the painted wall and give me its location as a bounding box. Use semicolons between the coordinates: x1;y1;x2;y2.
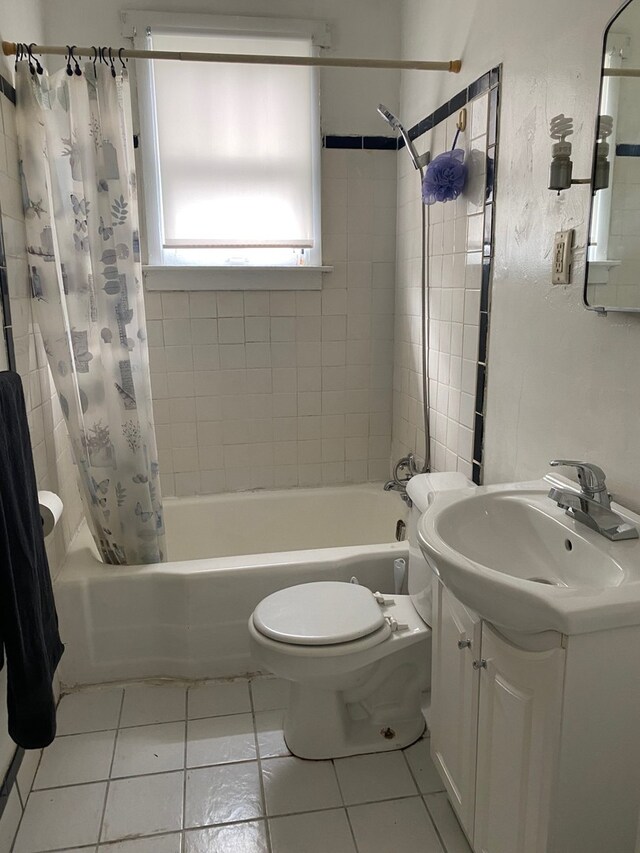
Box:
400;0;640;511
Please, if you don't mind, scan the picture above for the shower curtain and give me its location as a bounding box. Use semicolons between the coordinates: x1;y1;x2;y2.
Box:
15;62;165;565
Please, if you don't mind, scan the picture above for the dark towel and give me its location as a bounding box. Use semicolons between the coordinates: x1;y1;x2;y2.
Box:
0;371;64;748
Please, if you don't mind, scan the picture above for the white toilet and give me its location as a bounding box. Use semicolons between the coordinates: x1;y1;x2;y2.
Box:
248;472;472;759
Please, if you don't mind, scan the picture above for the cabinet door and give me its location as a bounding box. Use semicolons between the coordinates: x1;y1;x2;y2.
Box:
474;624;565;853
430;578;481;837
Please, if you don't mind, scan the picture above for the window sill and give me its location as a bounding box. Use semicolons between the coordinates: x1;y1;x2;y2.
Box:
143;265;334;291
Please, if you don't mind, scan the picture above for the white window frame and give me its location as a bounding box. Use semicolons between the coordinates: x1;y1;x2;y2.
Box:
122;10;331;289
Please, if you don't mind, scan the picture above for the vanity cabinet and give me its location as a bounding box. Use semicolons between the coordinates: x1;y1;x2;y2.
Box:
431;578;565;852
431;577;640;852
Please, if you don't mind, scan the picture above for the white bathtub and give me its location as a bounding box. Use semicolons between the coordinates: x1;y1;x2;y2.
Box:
55;484;408;686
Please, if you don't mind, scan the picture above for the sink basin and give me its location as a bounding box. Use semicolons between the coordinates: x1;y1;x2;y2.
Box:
418;476;640;634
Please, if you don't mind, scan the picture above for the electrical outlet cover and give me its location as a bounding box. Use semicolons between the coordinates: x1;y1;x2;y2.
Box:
552;229;574;284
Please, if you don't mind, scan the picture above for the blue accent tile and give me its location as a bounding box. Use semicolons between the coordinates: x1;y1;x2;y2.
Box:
616;143;640;157
0;74;16;105
363;135;399;150
468;72;491;101
480;259;491;312
489;66;501;88
475;363;486;413
324;135;363;150
449;89;467;113
473;413;484;462
472;462;482;485
478;312;488;364
485;150;495;205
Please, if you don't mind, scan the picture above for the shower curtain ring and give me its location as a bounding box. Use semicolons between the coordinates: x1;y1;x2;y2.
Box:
65;45;74;76
27;44;43;75
14;43;22;73
108;47;116;78
72;46;82;76
91;46;98;75
118;47;127;70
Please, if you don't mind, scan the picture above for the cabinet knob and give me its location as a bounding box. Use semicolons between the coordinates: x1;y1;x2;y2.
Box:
472;659;487;670
457;638;471;649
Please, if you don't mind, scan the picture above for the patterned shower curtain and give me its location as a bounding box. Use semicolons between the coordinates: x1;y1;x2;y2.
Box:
15;62;165;565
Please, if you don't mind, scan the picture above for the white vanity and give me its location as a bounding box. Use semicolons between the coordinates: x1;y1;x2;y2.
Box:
419;475;640;853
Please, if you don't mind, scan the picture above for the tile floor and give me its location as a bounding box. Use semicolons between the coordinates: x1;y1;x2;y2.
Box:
10;678;472;853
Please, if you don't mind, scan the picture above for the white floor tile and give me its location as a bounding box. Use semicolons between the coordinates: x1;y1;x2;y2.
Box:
34;730;116;789
185;763;263;828
334;751;418;805
57;689;123;735
261;756;342;816
185;821;269;852
250;677;290;711
99;833;181;852
120;685;186;727
188;680;251;719
0;788;23;853
270;808;357;853
111;722;185;777
16;747;42;800
187;713;256;767
101;771;184;842
424;792;473;853
255;710;290;758
403;738;445;794
348;797;444;853
13;782;107;852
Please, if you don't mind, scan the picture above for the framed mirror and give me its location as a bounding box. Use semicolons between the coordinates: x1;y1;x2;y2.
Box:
585;0;640;312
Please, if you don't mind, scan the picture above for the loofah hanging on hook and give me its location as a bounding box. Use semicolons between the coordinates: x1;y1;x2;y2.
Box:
421;147;467;205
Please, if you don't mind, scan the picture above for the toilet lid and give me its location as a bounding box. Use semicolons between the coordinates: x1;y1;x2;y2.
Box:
252;581;386;646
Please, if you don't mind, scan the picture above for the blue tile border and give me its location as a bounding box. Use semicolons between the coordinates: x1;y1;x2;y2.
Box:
616;143;640;157
323;134;398;151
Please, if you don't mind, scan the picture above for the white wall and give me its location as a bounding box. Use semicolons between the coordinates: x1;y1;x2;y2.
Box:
400;0;640;511
40;0;402;135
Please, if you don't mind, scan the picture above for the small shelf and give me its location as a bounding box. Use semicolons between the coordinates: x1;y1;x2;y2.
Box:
143;265;334;291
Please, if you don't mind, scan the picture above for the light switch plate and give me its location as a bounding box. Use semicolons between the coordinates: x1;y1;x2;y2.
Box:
552;229;575;284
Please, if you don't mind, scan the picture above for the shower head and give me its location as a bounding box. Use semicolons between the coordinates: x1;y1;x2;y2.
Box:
377;103;428;171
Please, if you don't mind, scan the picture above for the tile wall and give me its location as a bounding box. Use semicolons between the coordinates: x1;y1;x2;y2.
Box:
147;147;397;497
392;73;499;484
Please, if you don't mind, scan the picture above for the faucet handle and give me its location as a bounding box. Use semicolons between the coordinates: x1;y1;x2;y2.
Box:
549;460;607;496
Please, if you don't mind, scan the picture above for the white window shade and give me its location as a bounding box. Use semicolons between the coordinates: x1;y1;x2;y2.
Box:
150;31;315;250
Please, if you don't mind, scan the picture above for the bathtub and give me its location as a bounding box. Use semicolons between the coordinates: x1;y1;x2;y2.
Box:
55;484;408;686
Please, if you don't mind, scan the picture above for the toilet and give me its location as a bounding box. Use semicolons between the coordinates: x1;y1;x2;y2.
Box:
248;472;472;759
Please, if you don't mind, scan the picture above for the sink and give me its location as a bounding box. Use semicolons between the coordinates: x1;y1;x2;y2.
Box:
418;476;640;634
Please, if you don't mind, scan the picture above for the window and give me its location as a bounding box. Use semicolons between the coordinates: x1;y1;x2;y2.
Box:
132;13;326;269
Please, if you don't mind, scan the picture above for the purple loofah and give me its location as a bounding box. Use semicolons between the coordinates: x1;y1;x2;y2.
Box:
422;148;467;205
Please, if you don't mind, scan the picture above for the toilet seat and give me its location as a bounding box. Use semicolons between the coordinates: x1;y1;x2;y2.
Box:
252;581;386;646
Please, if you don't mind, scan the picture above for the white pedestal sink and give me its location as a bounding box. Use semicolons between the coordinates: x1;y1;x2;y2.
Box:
418;474;640;634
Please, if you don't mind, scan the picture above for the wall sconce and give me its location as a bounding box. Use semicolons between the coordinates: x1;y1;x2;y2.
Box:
548;113;612;193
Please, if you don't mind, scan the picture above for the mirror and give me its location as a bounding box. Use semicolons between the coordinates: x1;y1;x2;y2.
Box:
585;0;640;312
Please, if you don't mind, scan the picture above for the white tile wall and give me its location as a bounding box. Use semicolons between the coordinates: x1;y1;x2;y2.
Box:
148;148;397;497
393;93;489;479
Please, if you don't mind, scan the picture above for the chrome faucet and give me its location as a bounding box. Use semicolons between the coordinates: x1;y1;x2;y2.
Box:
547;460;638;541
384;453;422;506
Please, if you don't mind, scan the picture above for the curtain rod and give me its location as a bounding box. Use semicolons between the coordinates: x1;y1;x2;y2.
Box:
2;41;461;73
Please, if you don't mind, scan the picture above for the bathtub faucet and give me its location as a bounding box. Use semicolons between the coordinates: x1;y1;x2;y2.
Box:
384;453;422;506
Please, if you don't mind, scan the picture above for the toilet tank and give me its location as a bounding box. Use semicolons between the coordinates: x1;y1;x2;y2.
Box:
406;472;473;625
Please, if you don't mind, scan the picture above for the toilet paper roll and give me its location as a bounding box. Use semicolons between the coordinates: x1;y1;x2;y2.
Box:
38;491;63;538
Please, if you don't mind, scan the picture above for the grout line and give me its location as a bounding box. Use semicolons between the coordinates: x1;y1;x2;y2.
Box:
422;794;450;853
10;747;45;852
249;679;272;853
332;760;360;852
96;688;125;846
181;686;189;853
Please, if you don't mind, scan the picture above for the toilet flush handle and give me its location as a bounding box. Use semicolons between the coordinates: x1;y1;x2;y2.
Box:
373;592;395;606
